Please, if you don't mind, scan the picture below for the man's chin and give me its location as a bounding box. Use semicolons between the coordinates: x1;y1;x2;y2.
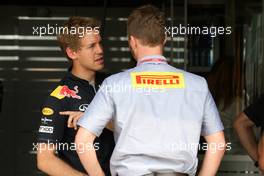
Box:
94;64;104;71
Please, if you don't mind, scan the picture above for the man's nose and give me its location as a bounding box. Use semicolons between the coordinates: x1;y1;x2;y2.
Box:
96;44;103;54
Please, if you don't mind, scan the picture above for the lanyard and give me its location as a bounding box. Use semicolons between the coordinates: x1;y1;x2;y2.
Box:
137;58;167;65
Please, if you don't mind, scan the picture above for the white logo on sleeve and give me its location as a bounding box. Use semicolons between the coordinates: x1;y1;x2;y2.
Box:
39;126;54;134
41;117;52;124
79;104;89;112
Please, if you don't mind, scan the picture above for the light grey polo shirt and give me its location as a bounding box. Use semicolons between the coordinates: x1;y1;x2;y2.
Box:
78;55;224;176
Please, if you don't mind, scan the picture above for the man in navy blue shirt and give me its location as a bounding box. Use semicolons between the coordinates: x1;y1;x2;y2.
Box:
36;16;114;176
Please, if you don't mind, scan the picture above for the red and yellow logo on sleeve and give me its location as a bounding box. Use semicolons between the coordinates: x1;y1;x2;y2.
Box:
131;72;185;88
50;85;81;100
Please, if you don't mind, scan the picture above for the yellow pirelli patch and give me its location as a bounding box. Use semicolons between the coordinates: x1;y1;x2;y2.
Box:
131;72;185;88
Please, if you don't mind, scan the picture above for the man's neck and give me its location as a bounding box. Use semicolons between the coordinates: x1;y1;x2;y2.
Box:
136;45;163;61
71;66;95;84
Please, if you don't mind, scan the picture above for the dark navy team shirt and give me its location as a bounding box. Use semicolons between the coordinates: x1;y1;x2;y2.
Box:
37;71;115;175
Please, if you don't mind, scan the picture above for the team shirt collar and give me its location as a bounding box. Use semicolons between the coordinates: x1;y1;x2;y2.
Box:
137;55;167;66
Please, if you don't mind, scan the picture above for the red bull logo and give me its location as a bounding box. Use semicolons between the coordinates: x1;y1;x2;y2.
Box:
50;85;82;99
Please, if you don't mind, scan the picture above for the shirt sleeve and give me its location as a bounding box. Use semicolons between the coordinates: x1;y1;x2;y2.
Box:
201;88;224;136
244;95;264;127
37;96;66;144
77;79;114;137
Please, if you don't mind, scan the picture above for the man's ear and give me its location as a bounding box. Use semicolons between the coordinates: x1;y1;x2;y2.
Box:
129;35;137;49
66;47;78;60
163;36;167;45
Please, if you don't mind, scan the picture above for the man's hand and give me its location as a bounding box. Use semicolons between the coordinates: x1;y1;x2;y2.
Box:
60;111;84;130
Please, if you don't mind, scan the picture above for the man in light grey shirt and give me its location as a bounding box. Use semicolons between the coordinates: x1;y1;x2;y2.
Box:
76;5;225;176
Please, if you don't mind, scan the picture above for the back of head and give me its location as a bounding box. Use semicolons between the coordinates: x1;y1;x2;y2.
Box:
127;5;165;47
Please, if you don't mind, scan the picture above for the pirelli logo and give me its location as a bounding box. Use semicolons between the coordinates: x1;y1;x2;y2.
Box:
131;72;185;88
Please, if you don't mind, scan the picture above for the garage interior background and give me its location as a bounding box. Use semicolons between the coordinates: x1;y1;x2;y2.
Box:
0;0;264;175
